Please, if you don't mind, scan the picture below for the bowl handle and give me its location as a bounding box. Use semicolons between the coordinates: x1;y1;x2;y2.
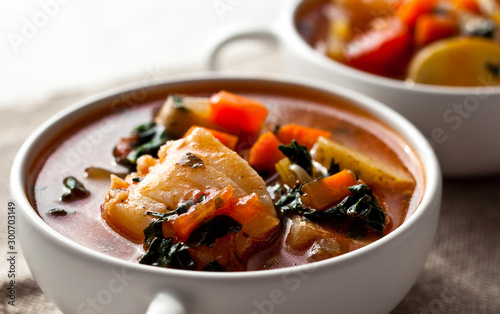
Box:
146;292;187;314
204;23;278;71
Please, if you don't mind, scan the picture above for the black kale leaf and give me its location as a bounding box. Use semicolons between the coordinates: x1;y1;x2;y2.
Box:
278;140;313;176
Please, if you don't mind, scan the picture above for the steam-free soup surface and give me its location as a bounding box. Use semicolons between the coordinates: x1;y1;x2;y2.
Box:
33;91;423;271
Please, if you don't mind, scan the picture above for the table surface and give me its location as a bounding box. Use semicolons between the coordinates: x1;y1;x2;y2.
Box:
1;1;500;313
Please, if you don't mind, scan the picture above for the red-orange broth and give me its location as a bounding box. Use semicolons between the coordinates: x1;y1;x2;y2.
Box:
32;90;424;271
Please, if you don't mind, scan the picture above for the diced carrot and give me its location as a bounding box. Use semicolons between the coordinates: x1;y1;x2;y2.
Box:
301;169;358;210
452;0;480;13
209;91;268;135
396;0;438;27
184;126;238;150
216;193;262;224
415;14;457;46
171;187;233;242
275;124;331;150
248;132;285;172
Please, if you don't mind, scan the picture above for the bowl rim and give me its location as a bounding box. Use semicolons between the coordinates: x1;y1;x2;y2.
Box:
283;0;500;96
10;72;442;281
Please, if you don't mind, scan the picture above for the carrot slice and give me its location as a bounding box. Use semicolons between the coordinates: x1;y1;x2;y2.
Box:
396;0;438;27
209;91;268;135
275;124;331;150
415;14;457;46
184;126;238;150
248;132;285;172
301;169;358;210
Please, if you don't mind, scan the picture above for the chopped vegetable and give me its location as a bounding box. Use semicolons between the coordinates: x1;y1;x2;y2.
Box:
60;176;90;202
458;13;497;38
275;124;331;150
184;126;238;150
452;0;480;13
186;215;242;248
275;158;300;187
415;14;457;46
172;188;233;242
85;167;127;180
344;17;412;77
114;122;171;169
301;170;358;210
47;208;69;216
139;237;197;270
407;37;500;86
274;184;308;216
155;95;216;138
278;140;313;177
313;136;415;188
248;132;285;173
396;0;439;27
326;14;351;61
274;182;386;237
303;184;386;236
209;91;268;135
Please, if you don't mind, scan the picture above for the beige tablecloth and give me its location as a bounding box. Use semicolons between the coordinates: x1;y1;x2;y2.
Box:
1;81;499;314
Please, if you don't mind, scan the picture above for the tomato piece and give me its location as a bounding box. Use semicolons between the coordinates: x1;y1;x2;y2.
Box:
209;91;268;135
344;17;412;77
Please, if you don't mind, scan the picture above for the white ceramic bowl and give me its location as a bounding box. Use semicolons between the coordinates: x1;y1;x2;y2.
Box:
11;75;441;314
205;0;500;176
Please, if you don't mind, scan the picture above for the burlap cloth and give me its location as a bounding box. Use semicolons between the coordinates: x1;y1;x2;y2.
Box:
1;80;499;314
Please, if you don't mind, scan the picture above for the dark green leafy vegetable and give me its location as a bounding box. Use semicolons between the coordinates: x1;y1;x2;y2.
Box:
274;184;308;216
143;211;174;246
47;208;69;216
186;215;242;248
274;183;386;237
304;184;386;235
176;152;204;168
278;140;313;176
60;176;90;202
126;123;171;164
140;197;240;270
139;237;197;270
114;122;172;169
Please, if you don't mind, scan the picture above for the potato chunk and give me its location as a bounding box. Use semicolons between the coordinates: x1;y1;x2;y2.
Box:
313;136;415;189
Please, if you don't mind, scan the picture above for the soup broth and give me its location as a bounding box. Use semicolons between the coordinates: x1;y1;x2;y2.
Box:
32;85;424;271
